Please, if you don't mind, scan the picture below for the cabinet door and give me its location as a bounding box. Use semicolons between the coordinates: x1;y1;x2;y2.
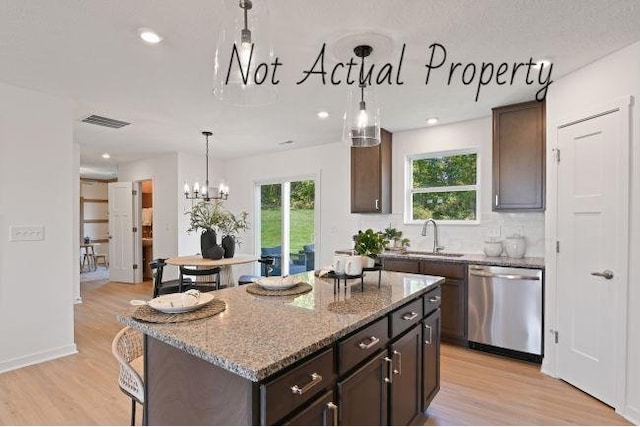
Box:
492;100;545;211
350;129;391;213
441;279;466;345
422;309;441;411
337;350;388;426
285;390;338;426
389;324;422;426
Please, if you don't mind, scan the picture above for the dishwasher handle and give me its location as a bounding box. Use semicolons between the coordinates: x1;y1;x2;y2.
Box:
469;270;540;281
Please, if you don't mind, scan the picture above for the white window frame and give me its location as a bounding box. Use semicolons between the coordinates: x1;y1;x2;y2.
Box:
404;148;480;225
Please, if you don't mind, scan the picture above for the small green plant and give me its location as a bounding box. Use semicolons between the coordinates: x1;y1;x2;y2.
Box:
382;226;410;249
218;209;249;245
353;229;388;259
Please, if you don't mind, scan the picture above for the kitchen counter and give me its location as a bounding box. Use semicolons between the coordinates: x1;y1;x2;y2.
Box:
378;251;545;269
117;270;443;382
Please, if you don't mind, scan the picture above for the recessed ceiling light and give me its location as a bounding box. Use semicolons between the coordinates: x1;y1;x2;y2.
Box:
426;117;439;125
279;140;295;146
102;153;111;159
317;111;329;119
533;59;551;69
138;28;162;44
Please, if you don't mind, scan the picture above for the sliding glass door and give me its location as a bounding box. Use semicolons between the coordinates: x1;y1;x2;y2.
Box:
257;177;316;276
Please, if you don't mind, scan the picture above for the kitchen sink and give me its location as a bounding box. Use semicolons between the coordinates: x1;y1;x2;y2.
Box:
403;251;465;257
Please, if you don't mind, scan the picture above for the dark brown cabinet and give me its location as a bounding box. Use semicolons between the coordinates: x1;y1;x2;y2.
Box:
337;350;388;426
351;128;392;213
422;308;441;410
492;100;546;211
285;391;337;426
389;324;422;426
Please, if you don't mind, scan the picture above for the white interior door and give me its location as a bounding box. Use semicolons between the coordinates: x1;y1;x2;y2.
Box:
556;109;628;407
108;182;135;283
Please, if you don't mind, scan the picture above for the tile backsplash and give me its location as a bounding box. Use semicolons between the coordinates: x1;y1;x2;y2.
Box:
353;211;545;258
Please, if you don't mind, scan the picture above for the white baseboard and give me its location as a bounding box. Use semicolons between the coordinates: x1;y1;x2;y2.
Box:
0;344;78;374
619;405;640;425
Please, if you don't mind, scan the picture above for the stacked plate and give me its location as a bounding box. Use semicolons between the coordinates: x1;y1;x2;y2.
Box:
147;291;214;314
255;276;302;290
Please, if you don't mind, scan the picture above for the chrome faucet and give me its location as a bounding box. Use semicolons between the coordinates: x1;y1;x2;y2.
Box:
421;219;444;253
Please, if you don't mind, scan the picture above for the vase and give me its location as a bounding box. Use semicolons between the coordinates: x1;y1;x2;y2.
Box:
222;235;235;258
200;230;217;259
204;245;225;260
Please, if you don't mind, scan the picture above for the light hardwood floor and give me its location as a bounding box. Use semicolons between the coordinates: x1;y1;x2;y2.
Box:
0;279;630;425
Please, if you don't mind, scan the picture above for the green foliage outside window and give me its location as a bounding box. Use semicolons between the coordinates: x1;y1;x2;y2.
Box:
411;152;478;221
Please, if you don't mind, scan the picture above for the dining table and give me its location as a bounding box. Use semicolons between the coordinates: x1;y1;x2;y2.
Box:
165;254;259;288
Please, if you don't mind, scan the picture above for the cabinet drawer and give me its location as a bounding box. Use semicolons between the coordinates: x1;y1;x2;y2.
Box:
420;261;465;279
423;286;442;316
389;298;423;339
284;390;337;426
261;348;335;425
338;317;389;375
383;258;420;274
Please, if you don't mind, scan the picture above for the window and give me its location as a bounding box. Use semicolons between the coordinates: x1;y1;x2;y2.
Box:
406;149;479;223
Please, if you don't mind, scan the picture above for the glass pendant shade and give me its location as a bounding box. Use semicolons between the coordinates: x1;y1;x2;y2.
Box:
342;83;381;147
213;0;277;107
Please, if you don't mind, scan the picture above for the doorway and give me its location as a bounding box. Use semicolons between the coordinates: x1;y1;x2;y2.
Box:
141;180;153;281
555;100;630;409
256;177;318;276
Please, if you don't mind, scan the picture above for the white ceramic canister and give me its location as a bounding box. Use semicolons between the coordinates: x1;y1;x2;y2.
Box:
332;254;349;274
504;235;526;258
483;240;503;257
344;255;363;276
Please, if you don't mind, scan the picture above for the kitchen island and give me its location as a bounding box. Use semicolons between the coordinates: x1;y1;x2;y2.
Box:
118;271;443;425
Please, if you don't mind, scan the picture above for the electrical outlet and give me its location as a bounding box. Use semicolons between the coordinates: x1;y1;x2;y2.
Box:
10;225;45;241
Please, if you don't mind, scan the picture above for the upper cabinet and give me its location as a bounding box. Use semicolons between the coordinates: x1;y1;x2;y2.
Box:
492;100;546;211
351;128;392;213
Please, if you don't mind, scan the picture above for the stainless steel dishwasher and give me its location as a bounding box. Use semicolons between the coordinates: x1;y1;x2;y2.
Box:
467;265;543;363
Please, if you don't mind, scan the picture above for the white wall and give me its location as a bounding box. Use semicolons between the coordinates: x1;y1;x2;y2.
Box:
118;153;179;280
544;41;640;423
0;82;77;373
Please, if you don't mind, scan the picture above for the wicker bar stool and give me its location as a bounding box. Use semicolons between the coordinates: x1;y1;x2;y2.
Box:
112;327;145;426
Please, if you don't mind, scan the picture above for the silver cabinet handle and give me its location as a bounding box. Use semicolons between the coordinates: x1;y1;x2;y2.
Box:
392;350;402;375
402;312;418;321
591;270;614;280
428;296;441;303
424;324;433;344
495;194;499;206
469;271;540;281
358;336;380;350
325;402;338;426
375;199;380;210
383;356;393;384
290;372;323;395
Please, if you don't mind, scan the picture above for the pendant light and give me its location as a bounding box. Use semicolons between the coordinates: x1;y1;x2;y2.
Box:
184;131;229;202
213;0;277;106
343;44;381;147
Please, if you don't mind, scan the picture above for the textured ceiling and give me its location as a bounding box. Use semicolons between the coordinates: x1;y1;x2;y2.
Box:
1;0;639;175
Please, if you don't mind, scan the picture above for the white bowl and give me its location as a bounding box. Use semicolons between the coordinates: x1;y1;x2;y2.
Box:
255;276;302;290
484;240;503;257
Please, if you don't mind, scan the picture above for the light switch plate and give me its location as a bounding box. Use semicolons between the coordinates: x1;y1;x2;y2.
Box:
10;225;45;241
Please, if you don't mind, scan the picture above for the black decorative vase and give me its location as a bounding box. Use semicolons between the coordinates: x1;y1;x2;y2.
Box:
200;230;218;259
204;245;225;260
221;235;235;258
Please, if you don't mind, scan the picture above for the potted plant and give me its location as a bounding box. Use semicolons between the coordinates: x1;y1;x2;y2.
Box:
353;229;387;267
186;200;226;259
382;226;410;250
217;209;249;258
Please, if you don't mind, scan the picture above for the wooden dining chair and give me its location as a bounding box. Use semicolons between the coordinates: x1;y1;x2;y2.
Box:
179;265;222;292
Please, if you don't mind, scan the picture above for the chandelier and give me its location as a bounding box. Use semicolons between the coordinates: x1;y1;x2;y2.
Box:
183;131;229;202
343;44;381;147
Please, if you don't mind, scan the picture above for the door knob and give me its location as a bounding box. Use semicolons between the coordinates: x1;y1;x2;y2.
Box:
591;270;614;280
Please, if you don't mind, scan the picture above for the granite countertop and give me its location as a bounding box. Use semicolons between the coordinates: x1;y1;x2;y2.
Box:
118;271;443;382
378;251;545;269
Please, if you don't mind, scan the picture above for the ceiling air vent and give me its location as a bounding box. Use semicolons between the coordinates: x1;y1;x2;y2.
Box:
81;115;130;129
